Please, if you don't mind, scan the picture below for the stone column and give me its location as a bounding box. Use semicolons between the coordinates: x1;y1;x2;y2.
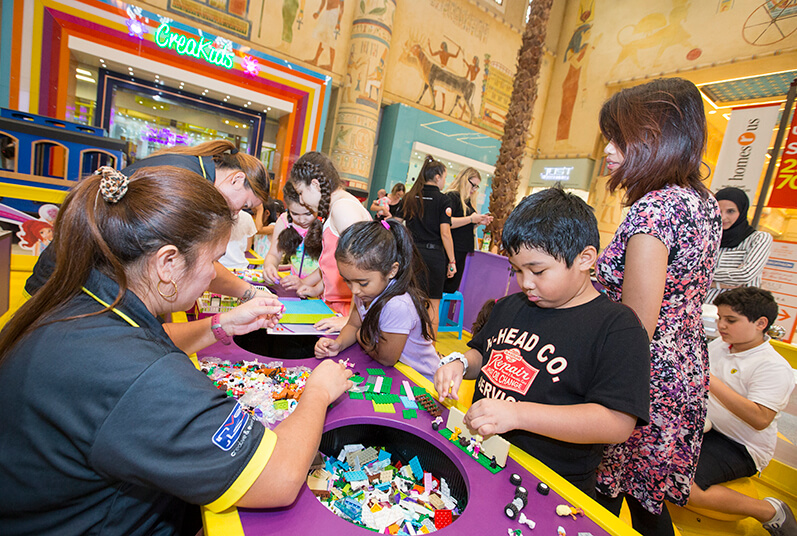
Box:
328;0;396;193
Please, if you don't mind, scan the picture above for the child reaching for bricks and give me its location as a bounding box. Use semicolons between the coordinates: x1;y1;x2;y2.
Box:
434;187;652;496
315;220;439;381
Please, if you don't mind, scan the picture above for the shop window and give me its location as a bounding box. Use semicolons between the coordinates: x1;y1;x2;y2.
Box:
97;69;265;161
80;149;118;177
31;141;68;179
0;132;19;172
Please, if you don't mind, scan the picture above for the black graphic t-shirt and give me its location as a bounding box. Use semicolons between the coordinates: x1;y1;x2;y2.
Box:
469;292;650;492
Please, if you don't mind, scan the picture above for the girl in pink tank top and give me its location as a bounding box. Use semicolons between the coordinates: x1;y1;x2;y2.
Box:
288;152;371;331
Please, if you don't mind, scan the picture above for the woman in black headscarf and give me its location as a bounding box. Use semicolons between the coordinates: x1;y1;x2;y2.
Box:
705;187;773;304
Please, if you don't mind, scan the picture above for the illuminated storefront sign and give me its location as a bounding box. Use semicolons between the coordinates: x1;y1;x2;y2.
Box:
540;166;574;181
153;23;234;70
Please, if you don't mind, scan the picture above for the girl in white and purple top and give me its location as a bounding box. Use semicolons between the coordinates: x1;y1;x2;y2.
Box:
315;220;439;381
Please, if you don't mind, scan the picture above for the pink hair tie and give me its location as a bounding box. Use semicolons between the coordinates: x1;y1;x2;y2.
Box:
381;220;390;230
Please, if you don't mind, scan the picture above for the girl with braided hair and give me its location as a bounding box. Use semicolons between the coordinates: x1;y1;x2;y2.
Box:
288;152;371;333
263;181;321;293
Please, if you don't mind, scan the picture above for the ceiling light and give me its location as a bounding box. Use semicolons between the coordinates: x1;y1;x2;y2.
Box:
75;74;96;84
76;68;92;76
247;101;251;105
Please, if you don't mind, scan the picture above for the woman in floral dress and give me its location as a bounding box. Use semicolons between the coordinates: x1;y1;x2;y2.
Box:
594;78;722;536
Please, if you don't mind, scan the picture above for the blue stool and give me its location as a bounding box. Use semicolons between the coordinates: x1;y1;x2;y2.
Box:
438;291;464;339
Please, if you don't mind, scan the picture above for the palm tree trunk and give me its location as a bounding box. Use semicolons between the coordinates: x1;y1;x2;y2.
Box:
486;0;554;250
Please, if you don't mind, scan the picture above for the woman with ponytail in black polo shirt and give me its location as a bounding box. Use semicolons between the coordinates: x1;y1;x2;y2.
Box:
402;155;456;335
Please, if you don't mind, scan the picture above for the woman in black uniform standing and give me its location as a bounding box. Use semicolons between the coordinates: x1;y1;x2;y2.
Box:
403;155;456;335
443;167;493;294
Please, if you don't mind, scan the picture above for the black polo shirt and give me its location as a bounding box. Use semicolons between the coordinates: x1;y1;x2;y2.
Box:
405;184;452;246
0;269;275;535
122;154;215;181
24;155;216;296
446;191;476;253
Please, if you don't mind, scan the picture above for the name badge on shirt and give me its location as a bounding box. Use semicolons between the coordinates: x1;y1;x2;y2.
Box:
212;403;250;451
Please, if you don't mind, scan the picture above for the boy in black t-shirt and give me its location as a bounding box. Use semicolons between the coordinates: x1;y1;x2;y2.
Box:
434;187;651;495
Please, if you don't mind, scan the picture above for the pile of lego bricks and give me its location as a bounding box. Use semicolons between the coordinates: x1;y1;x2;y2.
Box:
231;268;267;285
199;357;311;427
307;445;462;534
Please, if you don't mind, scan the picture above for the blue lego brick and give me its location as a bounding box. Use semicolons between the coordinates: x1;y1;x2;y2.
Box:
400;396;418;409
408;456;423;480
343;470;367;482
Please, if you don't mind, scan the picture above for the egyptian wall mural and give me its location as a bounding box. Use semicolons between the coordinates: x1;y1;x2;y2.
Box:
539;0;797;157
123;0;796;150
384;0;523;136
142;0;524;137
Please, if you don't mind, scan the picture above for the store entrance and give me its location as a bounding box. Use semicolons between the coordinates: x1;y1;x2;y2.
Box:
65;52;282;172
97;69;264;163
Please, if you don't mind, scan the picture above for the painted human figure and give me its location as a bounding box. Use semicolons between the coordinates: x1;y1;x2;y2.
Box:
463;55;479;81
453;54;480;119
427;40;460;111
363;56;385;101
280;0;307;43
306;0;344;71
557;22;592;142
428;40;459;67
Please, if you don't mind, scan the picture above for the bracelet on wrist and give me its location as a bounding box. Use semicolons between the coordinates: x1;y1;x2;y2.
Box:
210;313;232;345
438;352;468;375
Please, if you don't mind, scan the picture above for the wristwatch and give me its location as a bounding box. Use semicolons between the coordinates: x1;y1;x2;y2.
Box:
211;314;232;345
438;352;468;375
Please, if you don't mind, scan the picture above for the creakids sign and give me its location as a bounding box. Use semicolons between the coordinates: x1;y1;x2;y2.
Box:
154;24;234;70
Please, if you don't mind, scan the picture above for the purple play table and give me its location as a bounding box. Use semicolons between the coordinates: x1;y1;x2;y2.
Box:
197;340;635;536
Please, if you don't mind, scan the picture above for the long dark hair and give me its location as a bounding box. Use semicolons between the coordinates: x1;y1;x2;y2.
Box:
260;198;285;228
151;140;270;205
277;181;322;261
336;220;433;351
0;166;233;364
402;155;446;221
599;78;710;206
288;151;341;258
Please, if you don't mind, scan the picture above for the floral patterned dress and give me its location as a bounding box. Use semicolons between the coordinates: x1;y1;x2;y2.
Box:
595;185;722;514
